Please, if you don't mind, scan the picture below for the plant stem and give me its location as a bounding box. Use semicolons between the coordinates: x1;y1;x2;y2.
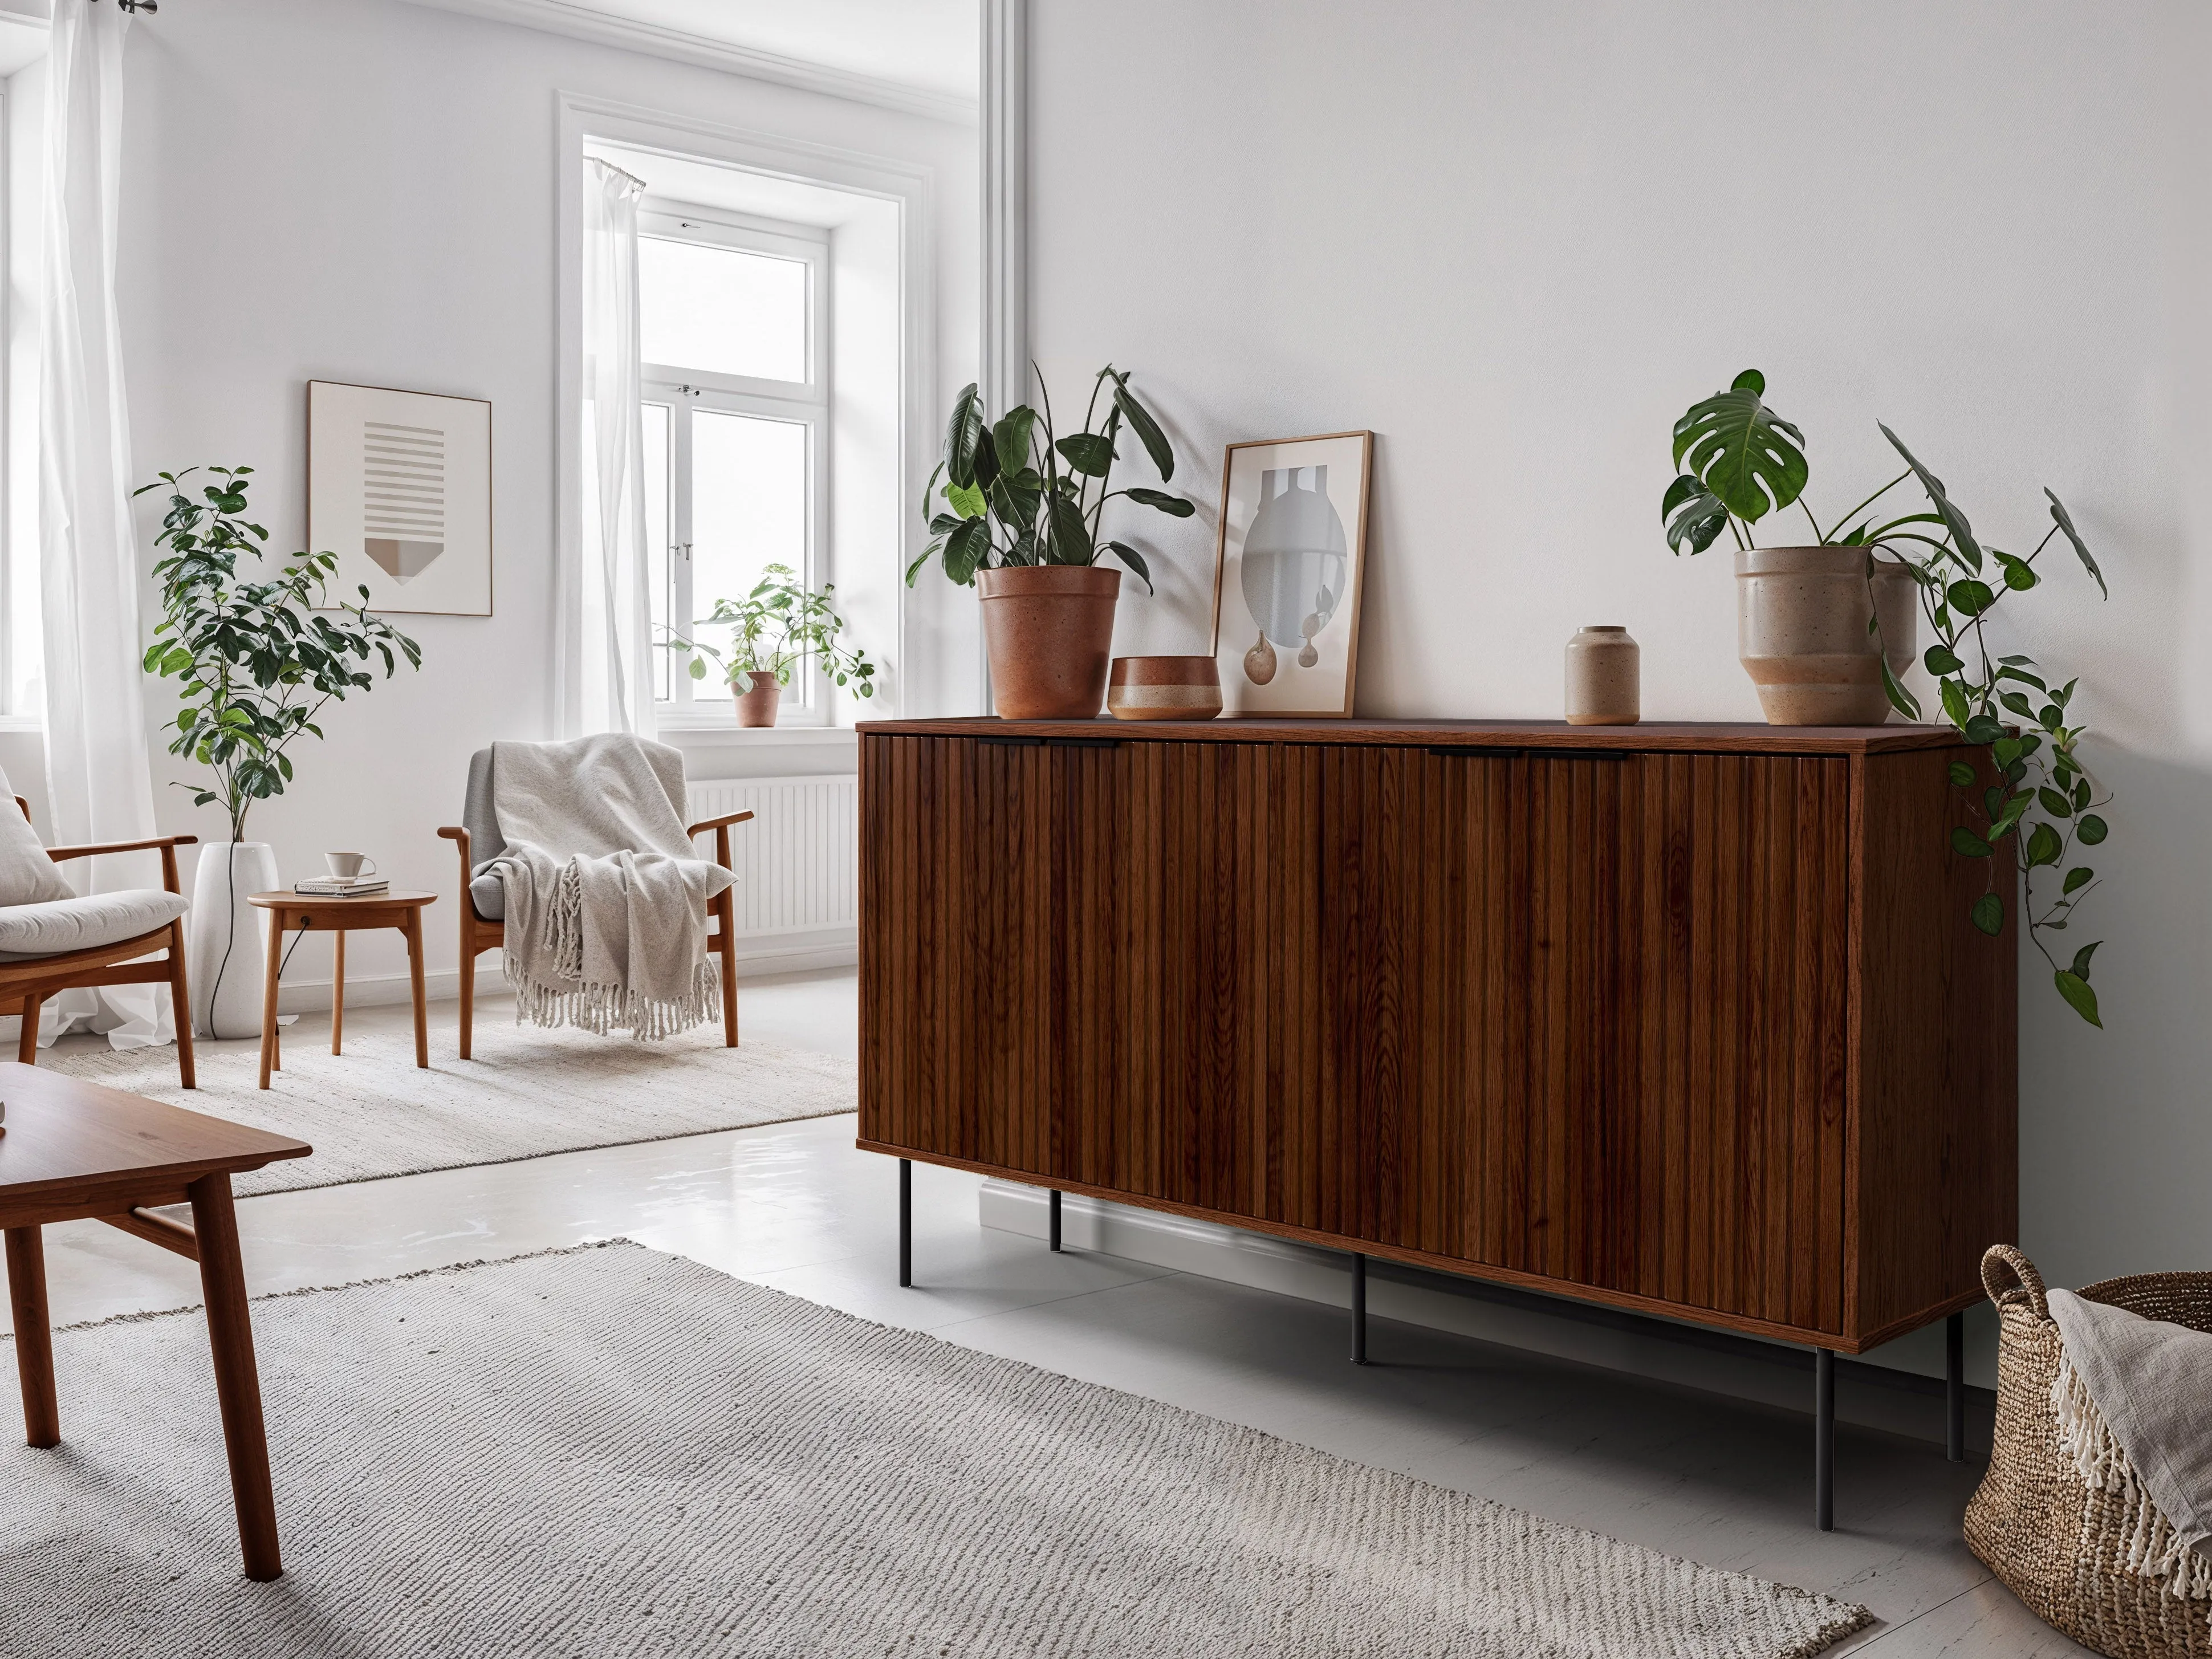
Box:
1822;470;1911;543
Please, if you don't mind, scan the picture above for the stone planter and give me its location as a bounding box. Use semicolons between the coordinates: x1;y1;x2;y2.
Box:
1736;547;1917;725
188;840;279;1039
734;670;782;727
977;565;1121;720
1564;625;1640;725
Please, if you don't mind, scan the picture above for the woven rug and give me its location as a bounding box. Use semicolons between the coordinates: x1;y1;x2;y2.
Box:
42;1022;855;1197
0;1243;1873;1658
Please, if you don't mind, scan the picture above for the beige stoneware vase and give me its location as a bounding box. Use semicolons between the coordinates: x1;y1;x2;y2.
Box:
1735;547;1917;725
1564;625;1640;725
1107;656;1223;721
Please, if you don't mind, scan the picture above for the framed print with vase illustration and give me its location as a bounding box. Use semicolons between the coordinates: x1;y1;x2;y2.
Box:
308;380;493;616
1209;431;1372;715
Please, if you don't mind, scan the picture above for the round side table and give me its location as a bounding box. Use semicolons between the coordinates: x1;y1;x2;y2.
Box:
245;891;438;1089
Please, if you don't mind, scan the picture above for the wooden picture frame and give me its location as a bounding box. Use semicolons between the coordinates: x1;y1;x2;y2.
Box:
1207;430;1373;717
308;380;493;616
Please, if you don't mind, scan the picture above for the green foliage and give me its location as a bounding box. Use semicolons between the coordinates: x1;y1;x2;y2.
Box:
660;563;877;701
1660;372;2117;1026
139;467;422;844
909;365;1192;591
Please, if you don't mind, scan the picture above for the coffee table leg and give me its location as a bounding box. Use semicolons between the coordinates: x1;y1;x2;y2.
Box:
3;1226;58;1447
405;910;428;1069
187;1173;282;1581
258;918;283;1088
331;930;345;1056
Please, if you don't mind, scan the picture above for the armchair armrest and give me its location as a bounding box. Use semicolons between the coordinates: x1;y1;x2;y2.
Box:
44;833;200;862
685;810;755;838
46;833;200;896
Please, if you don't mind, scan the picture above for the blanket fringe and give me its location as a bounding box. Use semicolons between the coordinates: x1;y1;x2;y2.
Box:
2053;1351;2212;1604
498;856;724;1040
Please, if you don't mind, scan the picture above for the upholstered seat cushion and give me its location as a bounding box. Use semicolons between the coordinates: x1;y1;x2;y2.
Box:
463;746;508;921
0;889;190;962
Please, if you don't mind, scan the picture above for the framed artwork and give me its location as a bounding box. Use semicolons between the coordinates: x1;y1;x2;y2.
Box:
1209;430;1373;716
307;380;492;615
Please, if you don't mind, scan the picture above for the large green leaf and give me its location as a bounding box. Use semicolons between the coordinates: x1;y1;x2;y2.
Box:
941;517;991;584
993;406;1038;474
2044;490;2107;598
1056;433;1116;477
1046;495;1094;564
1126;487;1194;517
1661;474;1729;555
943;383;986;487
1105;541;1154;592
1111;377;1175;479
1670;371;1807;523
1878;425;1984;572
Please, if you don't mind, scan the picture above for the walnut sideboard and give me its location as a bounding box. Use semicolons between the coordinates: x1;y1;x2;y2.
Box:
856;718;2017;1527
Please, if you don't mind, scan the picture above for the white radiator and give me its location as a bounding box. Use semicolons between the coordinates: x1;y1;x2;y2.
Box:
686;772;859;970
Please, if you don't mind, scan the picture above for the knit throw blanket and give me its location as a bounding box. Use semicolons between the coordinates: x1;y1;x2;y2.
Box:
480;734;734;1040
2049;1288;2212;1618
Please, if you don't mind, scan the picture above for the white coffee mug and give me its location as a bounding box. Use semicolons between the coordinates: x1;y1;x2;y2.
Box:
325;852;378;881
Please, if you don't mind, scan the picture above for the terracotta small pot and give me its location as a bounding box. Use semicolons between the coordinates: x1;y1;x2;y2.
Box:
1108;656;1223;721
733;670;782;727
977;565;1122;720
1564;625;1640;725
1736;547;1917;726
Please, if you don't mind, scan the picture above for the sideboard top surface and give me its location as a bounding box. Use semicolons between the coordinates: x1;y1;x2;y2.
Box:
856;716;1966;755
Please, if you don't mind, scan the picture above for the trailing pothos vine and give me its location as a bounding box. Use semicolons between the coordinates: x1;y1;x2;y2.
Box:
1662;371;2113;1027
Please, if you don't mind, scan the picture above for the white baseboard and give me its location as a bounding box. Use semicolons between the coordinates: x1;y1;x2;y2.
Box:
978;1181;1993;1449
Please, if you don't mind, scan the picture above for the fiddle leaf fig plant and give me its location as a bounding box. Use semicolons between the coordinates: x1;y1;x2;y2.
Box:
139;466;424;844
1662;372;2115;1026
660;563;877;699
909;364;1193;592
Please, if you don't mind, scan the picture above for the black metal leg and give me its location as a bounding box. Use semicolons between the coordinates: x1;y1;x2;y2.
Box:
1946;1310;1965;1462
1049;1189;1063;1253
1351;1253;1368;1365
898;1159;912;1288
1815;1347;1835;1531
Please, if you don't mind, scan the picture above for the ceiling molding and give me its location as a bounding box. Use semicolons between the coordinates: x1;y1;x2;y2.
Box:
394;0;977;125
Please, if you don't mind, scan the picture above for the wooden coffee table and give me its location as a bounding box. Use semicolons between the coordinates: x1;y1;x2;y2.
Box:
0;1060;310;1580
247;890;437;1088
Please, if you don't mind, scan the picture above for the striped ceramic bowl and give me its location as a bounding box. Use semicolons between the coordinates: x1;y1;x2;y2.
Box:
1107;656;1223;721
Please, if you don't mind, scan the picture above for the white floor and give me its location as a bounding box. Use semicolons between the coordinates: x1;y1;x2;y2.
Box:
26;968;2087;1657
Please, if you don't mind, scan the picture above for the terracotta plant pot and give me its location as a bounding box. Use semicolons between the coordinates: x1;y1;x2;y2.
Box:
1735;547;1918;726
977;565;1122;719
733;670;782;727
1107;656;1223;721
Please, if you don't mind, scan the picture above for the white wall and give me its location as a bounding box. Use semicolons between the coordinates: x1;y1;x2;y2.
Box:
31;0;976;996
1028;0;2212;1292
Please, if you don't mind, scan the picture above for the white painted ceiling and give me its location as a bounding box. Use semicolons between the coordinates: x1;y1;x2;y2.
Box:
573;0;976;103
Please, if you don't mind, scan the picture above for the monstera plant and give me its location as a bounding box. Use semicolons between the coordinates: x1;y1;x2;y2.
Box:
1662;371;2114;1026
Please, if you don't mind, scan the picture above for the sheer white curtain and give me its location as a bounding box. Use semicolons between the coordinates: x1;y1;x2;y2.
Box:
576;158;657;739
38;0;172;1050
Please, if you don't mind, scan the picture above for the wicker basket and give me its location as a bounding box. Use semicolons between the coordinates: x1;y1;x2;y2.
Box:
1966;1245;2212;1659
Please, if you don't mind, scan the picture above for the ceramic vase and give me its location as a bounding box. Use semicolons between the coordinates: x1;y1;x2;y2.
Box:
977;566;1121;719
1564;626;1640;725
734;671;782;727
1107;656;1223;721
188;841;279;1039
1736;547;1918;725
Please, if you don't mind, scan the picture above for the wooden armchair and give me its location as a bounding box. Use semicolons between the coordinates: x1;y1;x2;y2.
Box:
2;795;197;1084
435;749;753;1057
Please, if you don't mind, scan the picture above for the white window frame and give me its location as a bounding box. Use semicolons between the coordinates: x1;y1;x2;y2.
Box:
640;202;834;720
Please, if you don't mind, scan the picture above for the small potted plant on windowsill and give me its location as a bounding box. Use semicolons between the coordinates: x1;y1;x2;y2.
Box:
661;563;878;728
911;365;1194;719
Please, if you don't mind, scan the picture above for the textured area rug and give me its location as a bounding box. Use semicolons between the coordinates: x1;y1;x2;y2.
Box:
43;1022;855;1197
0;1244;1873;1658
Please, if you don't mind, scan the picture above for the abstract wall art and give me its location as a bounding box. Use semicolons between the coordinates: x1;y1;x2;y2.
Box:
1209;431;1372;715
307;380;493;615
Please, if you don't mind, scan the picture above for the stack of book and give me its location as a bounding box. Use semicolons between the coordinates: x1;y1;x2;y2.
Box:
293;876;389;897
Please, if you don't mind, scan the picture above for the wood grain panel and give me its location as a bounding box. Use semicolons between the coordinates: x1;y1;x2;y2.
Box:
859;724;2015;1352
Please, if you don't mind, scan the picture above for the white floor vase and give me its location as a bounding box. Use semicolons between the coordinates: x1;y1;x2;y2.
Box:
186;840;278;1039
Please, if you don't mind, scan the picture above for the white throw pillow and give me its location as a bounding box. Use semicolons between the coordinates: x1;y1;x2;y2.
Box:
0;762;75;906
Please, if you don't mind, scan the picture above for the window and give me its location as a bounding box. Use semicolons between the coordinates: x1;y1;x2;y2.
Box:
638;206;829;714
